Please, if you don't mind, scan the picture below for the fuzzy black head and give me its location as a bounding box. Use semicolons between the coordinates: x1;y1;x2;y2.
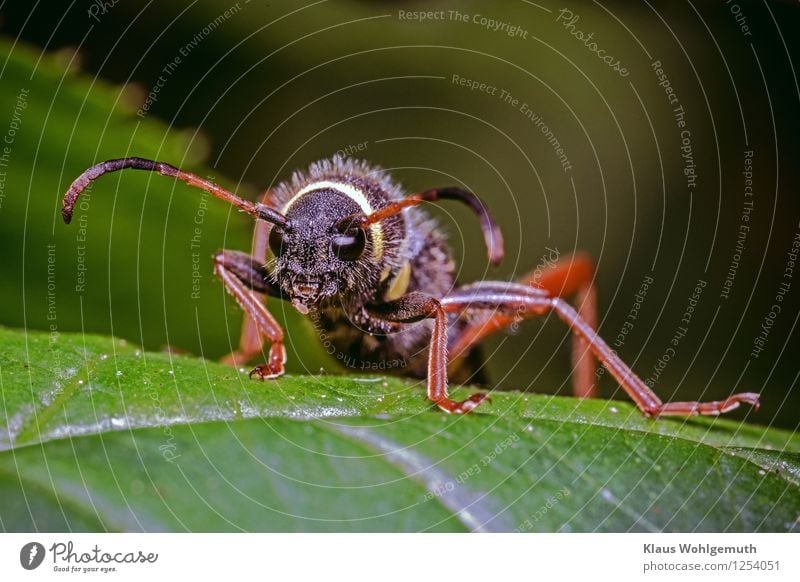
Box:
267;186;387;314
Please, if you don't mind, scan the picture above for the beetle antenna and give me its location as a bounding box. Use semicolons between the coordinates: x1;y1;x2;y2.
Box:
61;157;288;228
337;187;504;265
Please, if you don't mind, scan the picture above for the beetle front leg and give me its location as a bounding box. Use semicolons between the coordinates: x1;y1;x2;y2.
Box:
213;250;286;380
369;293;490;414
221;190;276;367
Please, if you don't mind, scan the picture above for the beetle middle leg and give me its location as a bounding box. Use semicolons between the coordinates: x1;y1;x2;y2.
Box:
441;283;759;417
450;252;599;398
368;293;490;414
213;249;286;380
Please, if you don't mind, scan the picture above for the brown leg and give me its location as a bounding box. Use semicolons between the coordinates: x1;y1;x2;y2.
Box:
221;190;275;367
429;306;490;413
213;250;286;379
439;283;759;417
526;252;597;398
450;252;599;398
369;293;490;414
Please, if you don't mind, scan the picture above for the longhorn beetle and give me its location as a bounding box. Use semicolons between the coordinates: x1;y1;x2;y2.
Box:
62;156;760;415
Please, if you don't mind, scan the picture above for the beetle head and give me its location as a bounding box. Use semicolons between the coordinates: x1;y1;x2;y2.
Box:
267;187;382;313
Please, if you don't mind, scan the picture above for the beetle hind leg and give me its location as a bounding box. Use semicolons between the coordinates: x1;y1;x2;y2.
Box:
450;252;599;398
527;252;598;399
440;283;759;418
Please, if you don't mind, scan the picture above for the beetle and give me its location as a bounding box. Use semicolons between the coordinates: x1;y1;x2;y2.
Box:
62;156;760;416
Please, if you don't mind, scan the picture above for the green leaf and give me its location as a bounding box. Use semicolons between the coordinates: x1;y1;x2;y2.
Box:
1;327;797;532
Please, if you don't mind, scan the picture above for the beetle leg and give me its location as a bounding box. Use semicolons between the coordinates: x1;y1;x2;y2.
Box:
450;253;599;398
221;190;276;367
527;252;597;398
368;293;489;414
440;283;759;417
213;250;286;380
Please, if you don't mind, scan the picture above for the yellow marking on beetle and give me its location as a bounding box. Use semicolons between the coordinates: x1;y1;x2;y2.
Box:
283;181;384;259
384;261;412;301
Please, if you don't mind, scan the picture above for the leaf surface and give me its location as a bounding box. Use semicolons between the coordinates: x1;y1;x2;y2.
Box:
1;327;797;532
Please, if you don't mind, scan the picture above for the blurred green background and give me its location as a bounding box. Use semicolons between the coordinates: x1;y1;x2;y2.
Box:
0;0;797;428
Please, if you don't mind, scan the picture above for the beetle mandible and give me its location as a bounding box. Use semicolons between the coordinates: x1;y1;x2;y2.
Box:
62;156;760;416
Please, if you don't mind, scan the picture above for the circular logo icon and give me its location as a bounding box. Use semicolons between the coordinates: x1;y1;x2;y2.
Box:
20;542;46;570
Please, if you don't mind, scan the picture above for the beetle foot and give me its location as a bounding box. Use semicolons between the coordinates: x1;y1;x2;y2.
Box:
247;342;286;381
646;392;761;416
248;363;284;380
436;392;490;414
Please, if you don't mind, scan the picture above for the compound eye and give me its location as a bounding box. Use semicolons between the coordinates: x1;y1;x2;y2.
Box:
331;228;366;262
268;227;287;257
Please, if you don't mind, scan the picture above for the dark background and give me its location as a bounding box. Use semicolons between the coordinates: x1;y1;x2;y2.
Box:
0;0;798;428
